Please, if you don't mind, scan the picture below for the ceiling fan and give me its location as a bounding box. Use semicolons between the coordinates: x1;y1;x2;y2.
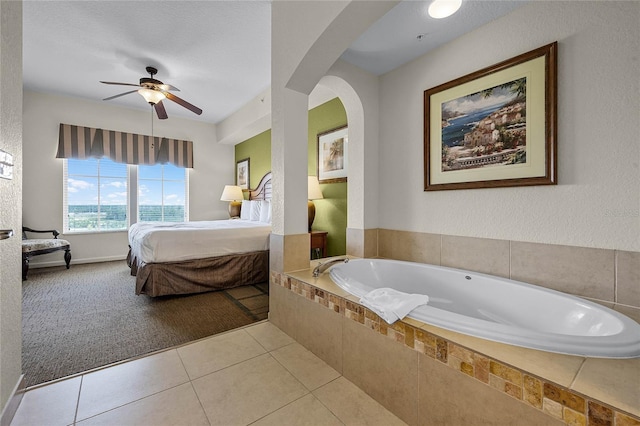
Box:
100;66;202;119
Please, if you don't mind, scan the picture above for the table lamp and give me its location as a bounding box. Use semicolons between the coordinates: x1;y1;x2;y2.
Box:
308;176;324;232
220;185;244;218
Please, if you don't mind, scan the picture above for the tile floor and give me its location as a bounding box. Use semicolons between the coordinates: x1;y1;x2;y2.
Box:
11;321;406;426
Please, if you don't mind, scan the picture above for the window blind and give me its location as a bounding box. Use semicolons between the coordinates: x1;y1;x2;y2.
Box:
56;123;194;168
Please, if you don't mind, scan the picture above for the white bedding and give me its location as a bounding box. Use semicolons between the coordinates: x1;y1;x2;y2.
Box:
128;219;271;264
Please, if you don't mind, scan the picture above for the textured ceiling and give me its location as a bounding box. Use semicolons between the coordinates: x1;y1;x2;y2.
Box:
23;1;271;124
23;1;526;125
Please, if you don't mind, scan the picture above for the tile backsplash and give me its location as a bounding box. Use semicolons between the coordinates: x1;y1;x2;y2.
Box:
372;228;639;309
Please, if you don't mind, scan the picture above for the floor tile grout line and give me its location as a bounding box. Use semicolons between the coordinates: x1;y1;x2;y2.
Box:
310;376;349;426
267;344;320;393
73;381;191;424
184;348;272;383
188;381;213;426
245;392;337;426
72;375;83;425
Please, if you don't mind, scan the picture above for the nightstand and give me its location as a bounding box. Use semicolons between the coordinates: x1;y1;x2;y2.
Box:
310;231;328;259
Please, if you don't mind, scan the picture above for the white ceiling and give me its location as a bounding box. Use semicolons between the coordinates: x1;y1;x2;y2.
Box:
23;1;526;126
341;0;527;76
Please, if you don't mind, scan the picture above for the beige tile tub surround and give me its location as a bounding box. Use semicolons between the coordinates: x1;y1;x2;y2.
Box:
342;316;419;425
571;357;640;417
617;250;640;307
274;270;640;426
346;227;378;258
375;229;639;309
378;229;441;265
441;234;510;278
418;353;564;426
269;233;310;273
510;241;615;301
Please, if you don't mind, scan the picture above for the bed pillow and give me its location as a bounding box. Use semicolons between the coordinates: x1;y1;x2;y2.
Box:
259;200;271;223
249;200;262;221
240;200;251;220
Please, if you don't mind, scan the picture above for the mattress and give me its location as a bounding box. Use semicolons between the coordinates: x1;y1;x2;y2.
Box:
128;219;271;264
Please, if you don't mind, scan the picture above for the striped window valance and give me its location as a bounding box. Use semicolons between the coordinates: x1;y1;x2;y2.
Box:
56;123;194;168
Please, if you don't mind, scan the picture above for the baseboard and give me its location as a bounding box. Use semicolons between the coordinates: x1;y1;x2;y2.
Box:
0;375;25;426
29;255;126;269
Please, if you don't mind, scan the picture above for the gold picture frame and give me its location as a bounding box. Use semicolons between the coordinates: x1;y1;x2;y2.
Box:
424;42;557;191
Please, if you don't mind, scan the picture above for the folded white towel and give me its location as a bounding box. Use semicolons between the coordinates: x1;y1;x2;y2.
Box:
359;287;429;324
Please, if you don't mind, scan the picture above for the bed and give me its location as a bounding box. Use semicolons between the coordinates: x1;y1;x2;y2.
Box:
127;172;272;297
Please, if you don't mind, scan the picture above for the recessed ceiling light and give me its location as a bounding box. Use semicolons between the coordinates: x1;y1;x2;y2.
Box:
428;0;462;19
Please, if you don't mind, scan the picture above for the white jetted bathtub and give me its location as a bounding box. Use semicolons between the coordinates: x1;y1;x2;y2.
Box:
329;258;640;358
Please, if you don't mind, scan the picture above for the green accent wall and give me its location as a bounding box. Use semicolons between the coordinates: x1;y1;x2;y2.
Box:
235;128;271;190
235;97;347;257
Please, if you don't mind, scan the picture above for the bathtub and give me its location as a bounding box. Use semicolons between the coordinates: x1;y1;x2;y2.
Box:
329;258;640;358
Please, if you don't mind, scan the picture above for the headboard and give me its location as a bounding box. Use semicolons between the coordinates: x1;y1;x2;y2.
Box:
248;171;272;200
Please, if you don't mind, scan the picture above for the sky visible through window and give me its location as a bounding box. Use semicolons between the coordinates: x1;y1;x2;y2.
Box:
138;163;185;206
67;158;127;207
66;158;186;232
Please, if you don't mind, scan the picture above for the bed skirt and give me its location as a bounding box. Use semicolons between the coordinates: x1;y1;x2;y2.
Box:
128;250;269;297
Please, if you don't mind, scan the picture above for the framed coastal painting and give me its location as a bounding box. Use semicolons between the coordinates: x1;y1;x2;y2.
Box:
424;42;557;191
317;125;348;183
236;158;250;189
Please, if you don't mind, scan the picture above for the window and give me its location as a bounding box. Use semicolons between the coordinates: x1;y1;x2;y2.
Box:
138;163;188;222
64;158;128;232
64;159;189;233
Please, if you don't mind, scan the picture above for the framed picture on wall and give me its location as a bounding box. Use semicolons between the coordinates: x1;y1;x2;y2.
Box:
236;158;250;189
424;42;557;191
317;125;348;183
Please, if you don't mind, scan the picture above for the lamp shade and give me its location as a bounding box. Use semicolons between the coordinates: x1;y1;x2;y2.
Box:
308;176;324;200
220;185;244;201
138;88;166;105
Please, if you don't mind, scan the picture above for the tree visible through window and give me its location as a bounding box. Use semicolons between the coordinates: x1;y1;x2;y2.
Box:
64;158;128;232
138;163;187;222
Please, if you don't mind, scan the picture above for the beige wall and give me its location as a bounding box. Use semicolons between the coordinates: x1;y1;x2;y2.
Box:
0;0;23;414
378;1;639;252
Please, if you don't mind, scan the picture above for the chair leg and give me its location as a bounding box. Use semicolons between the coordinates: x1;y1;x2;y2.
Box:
22;255;29;280
64;249;71;269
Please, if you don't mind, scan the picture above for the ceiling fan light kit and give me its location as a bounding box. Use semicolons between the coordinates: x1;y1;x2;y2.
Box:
138;88;166;105
101;66;202;119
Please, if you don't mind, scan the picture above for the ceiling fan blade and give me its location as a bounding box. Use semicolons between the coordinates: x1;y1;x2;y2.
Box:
157;84;180;92
103;90;138;101
100;81;140;87
154;101;168;120
165;92;202;115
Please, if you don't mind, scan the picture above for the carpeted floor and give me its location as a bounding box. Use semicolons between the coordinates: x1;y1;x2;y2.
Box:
22;261;269;388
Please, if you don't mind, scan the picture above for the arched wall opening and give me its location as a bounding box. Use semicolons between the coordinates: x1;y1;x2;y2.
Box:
315;61;380;257
271;2;396;271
